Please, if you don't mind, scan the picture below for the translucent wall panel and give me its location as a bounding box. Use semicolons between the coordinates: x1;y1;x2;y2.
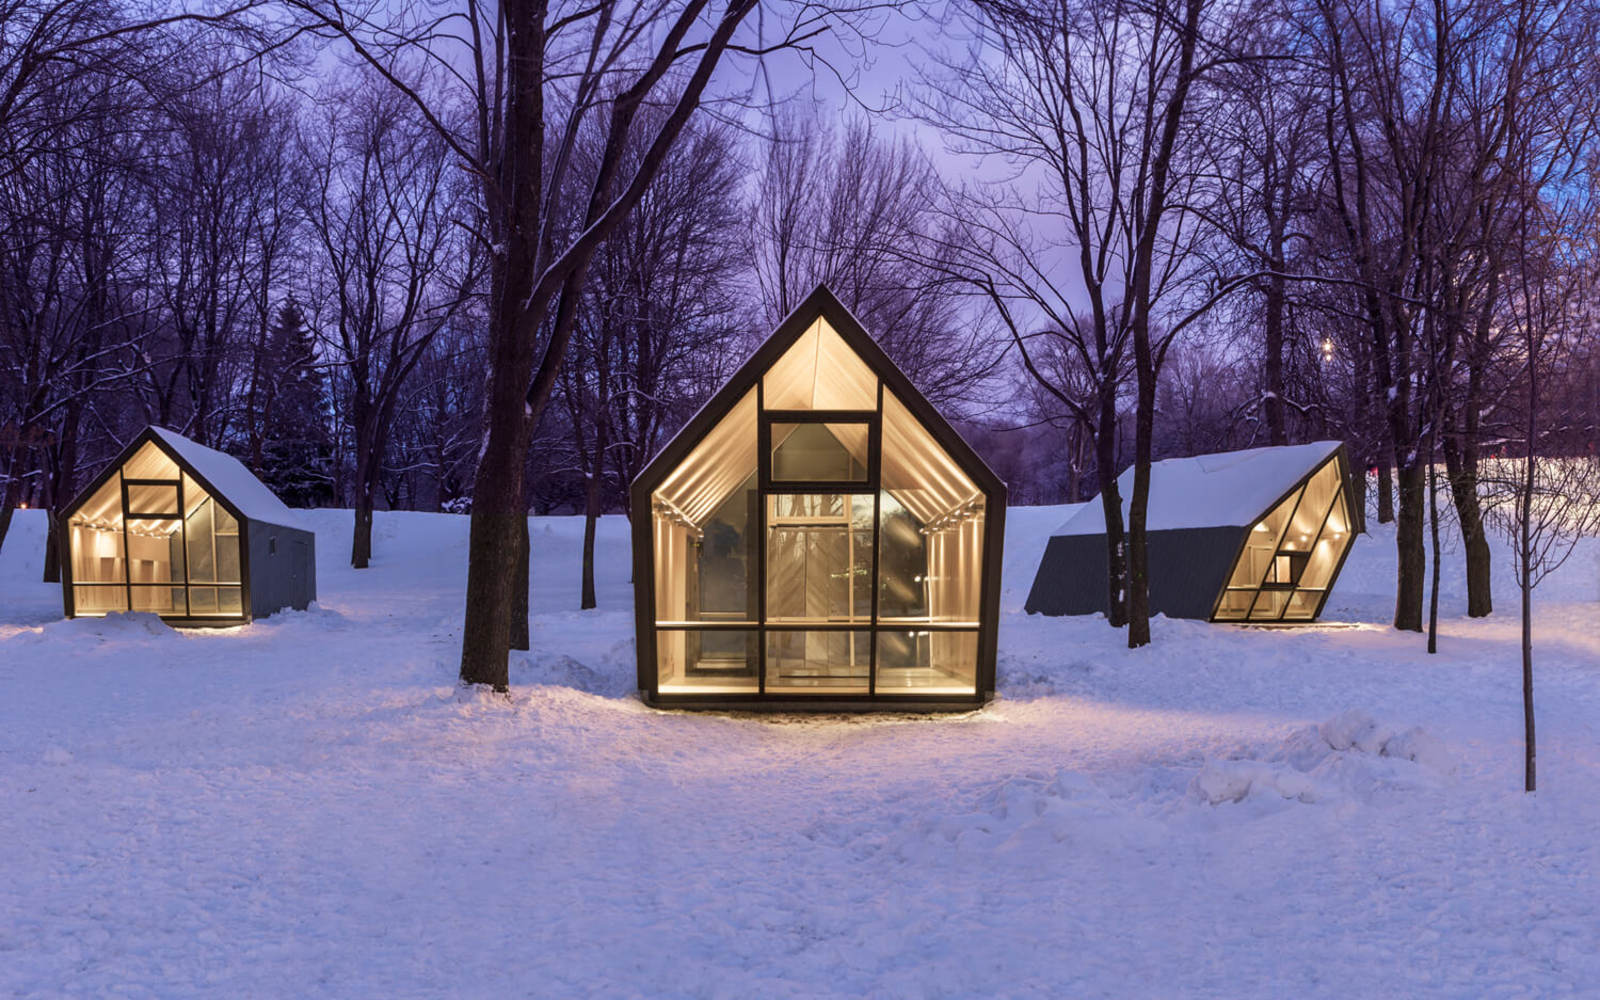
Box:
766;494;871;623
880;390;976;524
657;629;759;692
180;478;244;616
69;478;124;585
765;630;870;692
770;423;869;481
875;630;977;694
74;586;128;614
762;318;877;410
122;440;180;479
653;390;758;625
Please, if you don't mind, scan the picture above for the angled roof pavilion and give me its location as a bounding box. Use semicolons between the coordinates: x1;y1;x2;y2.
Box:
631;285;1007;710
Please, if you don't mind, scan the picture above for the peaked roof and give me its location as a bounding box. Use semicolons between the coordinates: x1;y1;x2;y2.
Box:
66;425;299;526
1053;441;1344;536
633;284;1005;516
145;427;298;524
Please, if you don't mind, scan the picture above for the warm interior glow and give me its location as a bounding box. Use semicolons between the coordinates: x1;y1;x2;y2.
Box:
652;322;982;696
1215;456;1352;622
67;444;244;618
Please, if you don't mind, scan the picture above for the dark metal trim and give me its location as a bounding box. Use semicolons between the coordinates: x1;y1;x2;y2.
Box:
629;285;1007;710
58;426;258;626
1207;444;1360;624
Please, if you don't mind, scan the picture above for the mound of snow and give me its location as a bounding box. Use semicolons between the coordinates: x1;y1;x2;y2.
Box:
1193;710;1454;806
34;612;173;643
511;648;634;698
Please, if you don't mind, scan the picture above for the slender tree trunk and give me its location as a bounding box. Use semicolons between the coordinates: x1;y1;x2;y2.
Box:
580;423;607;610
511;511;530;651
1426;443;1441;652
1263;271;1288;446
1520;342;1537;793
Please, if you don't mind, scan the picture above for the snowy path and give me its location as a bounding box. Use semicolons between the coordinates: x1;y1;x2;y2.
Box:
2;507;1598;997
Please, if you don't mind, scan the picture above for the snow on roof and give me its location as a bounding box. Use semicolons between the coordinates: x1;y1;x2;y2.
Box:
1052;441;1343;536
147;427;299;526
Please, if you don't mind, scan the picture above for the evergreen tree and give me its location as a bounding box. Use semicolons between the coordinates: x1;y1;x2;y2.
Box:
259;299;334;507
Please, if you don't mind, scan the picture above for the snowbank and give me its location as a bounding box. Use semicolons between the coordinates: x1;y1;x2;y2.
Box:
2;506;1599;997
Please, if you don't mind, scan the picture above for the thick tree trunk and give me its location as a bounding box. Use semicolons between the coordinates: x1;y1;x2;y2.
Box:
41;511;60;583
459;281;538;691
1126;368;1155;648
1376;459;1395;523
1442;416;1492;618
1093;389;1127;628
1393;457;1426;631
580;420;608;610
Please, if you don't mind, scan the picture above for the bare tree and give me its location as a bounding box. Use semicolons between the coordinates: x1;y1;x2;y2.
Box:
923;0;1249;644
282;0;886;689
752;111;996;405
301;78;474;568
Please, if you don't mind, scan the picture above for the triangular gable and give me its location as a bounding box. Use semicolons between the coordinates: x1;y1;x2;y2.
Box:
635;285;1004;524
64;426;297;527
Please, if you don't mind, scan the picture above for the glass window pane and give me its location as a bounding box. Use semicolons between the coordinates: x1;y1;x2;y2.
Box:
1282;460;1341;552
125;523;184;583
1300;494;1352;591
1249;590;1289;620
218;587;243;615
875;630;978;694
765;630;869;693
770;422;868;482
188;586;219;614
1284;590;1323;620
130;585;185;614
125;481;179;515
1229;488;1301;588
766;495;870;623
74;586;128;615
876;492;927;620
1215;590;1254;620
657;629;759;693
69;478;124;584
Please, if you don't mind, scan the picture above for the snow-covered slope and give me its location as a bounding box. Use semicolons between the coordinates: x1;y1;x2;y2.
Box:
2;506;1598;997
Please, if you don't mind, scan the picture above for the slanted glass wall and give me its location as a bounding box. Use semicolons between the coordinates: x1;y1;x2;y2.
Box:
68;441;244;618
1213;454;1352;622
650;317;984;697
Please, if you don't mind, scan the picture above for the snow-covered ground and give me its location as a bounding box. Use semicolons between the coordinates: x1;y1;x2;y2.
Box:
2;505;1598;998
